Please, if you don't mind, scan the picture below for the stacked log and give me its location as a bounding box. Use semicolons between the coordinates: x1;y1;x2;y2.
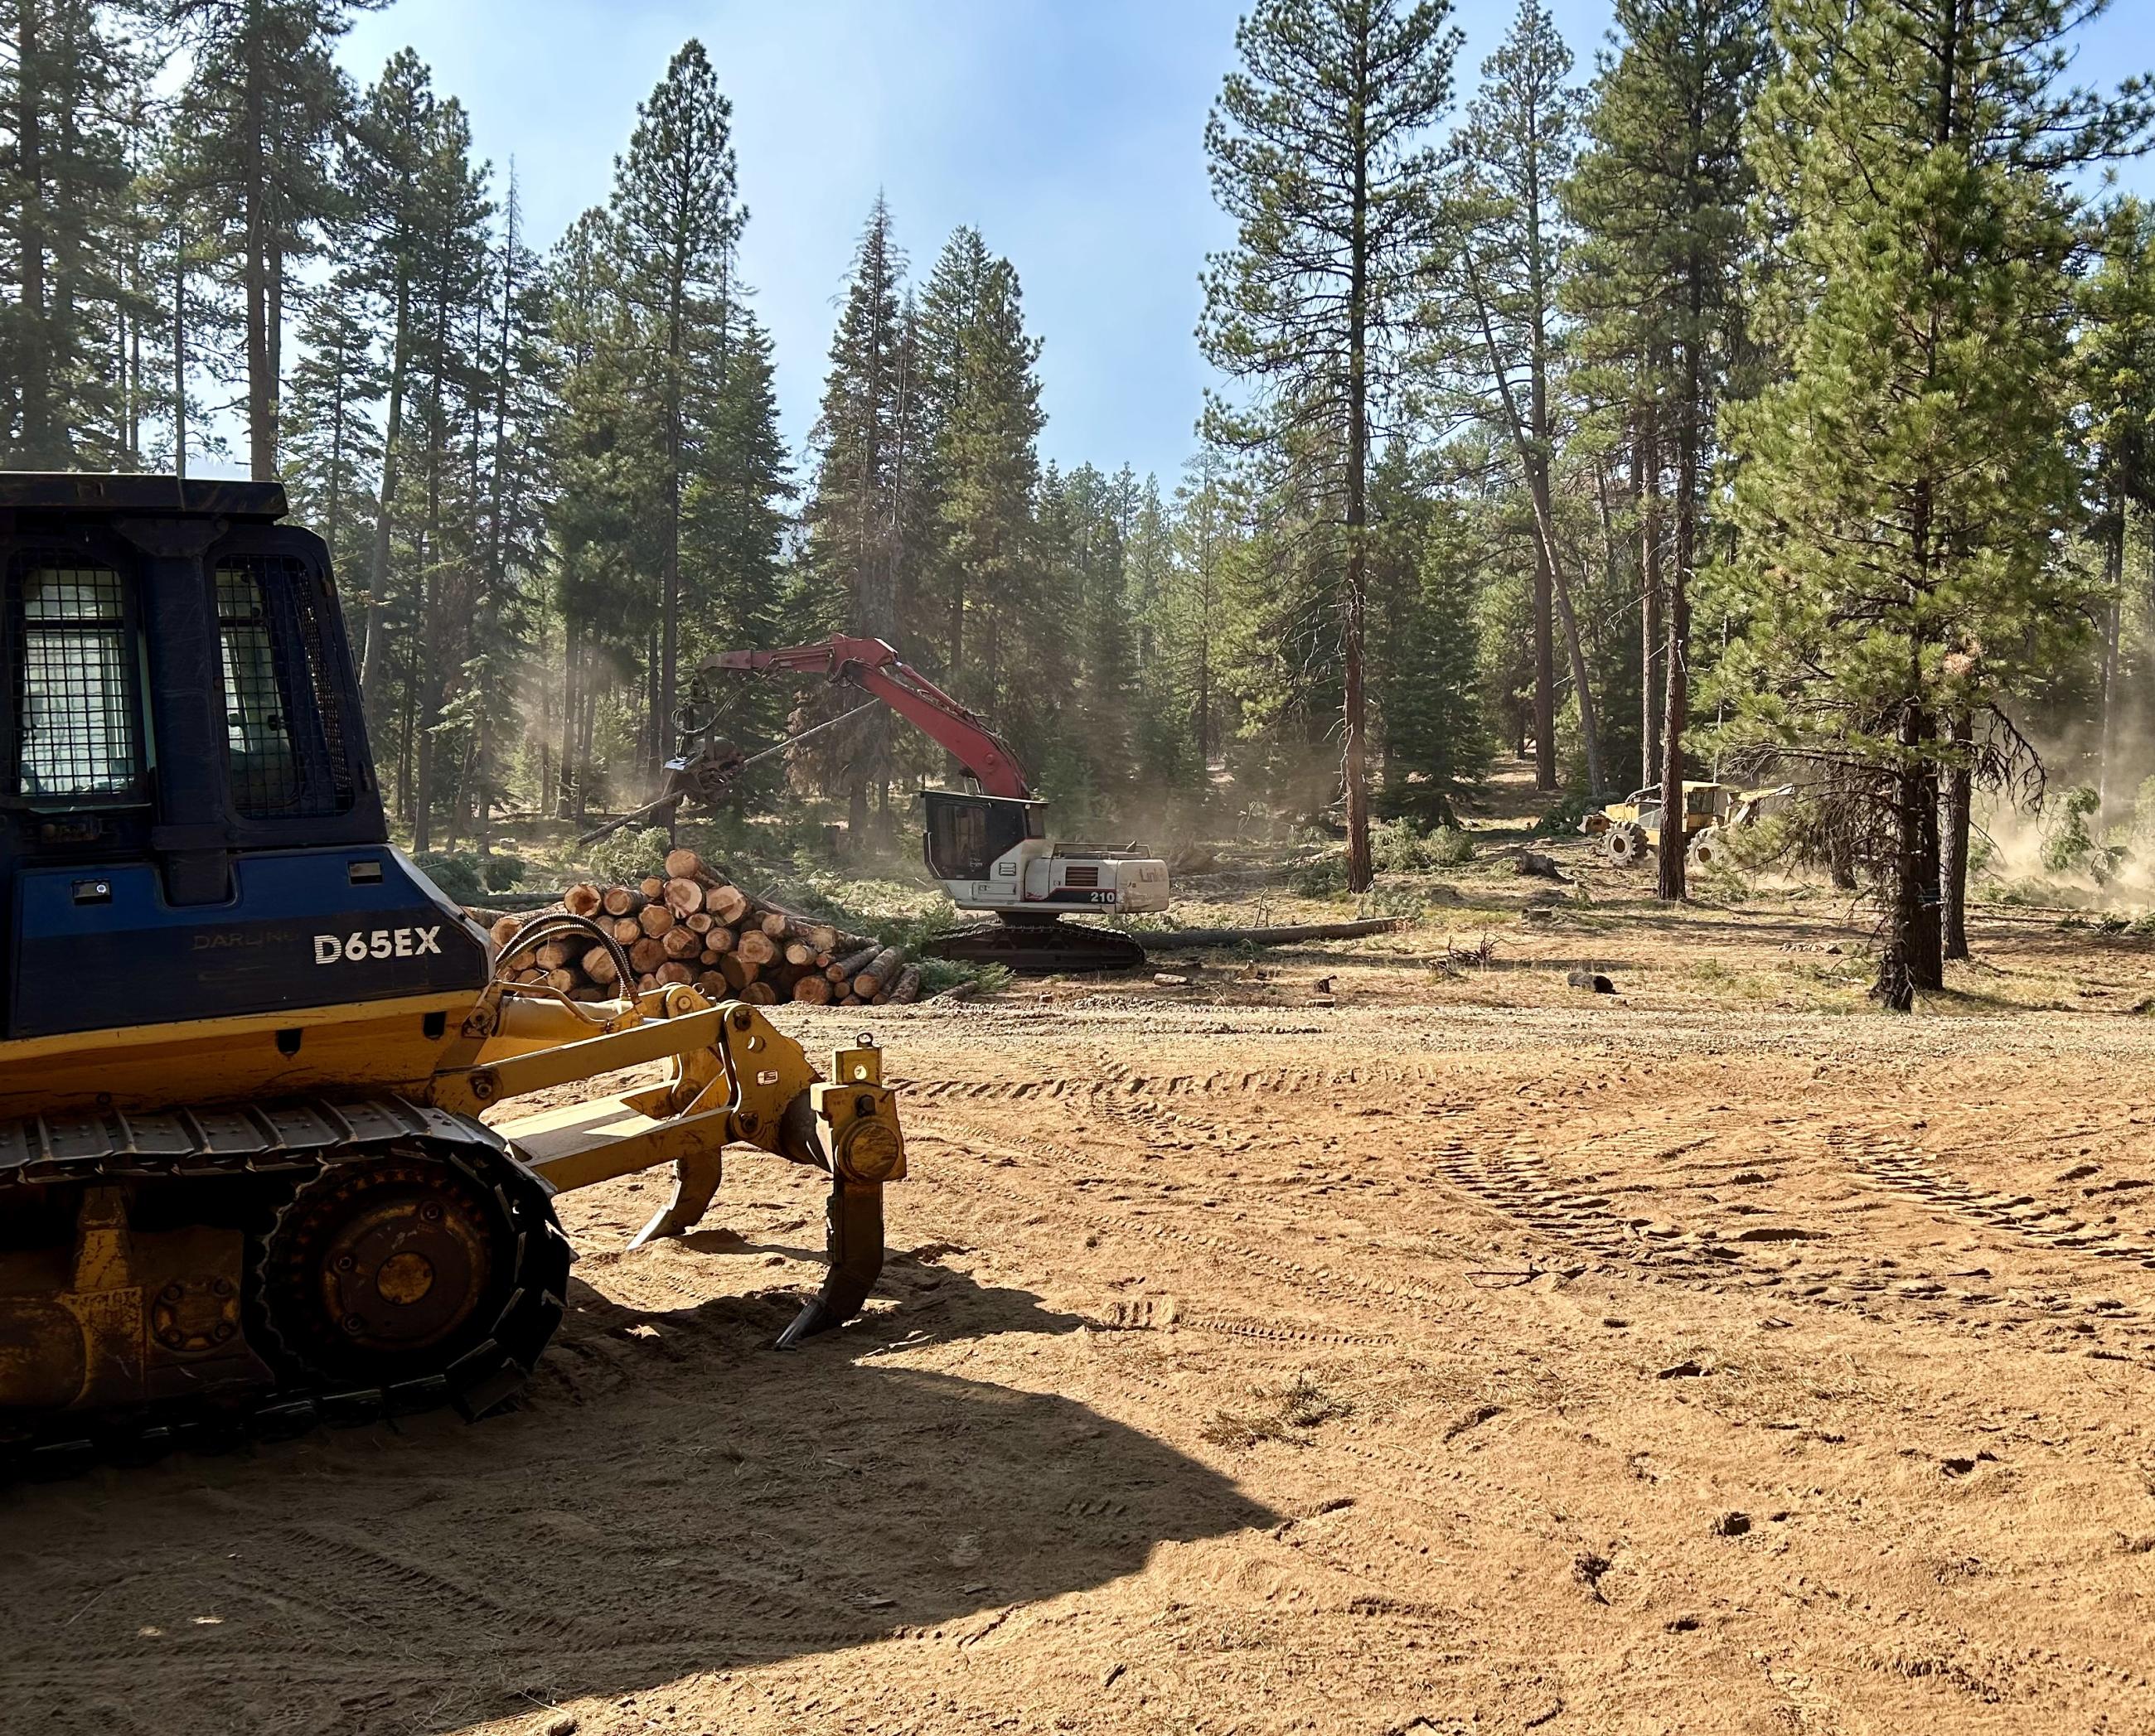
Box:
488;849;921;1008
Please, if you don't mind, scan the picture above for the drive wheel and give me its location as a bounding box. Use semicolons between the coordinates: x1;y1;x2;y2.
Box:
259;1150;515;1385
1605;820;1649;866
1688;824;1724;869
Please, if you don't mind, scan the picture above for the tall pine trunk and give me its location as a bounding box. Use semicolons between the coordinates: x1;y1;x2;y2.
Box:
2098;495;2125;821
1656;333;1702;902
409;251;456;854
1343;91;1371;894
657;267;683;789
1941;708;1972;961
1882;705;1925;1013
1636;398;1662;790
1914;753;1944;988
1532;532;1556;789
1535;472;1604;799
171;211;188;479
15;0;52;462
556;621;580;820
242;20;274;481
363;264;412;710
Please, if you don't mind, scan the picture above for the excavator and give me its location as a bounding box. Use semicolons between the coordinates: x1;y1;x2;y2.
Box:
692;636;1171;972
0;474;906;1477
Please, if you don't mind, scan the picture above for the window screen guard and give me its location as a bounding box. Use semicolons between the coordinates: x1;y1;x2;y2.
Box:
216;557;357;820
12;563;144;803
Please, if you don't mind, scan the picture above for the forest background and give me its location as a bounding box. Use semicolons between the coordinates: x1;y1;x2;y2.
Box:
5;0;2155;1002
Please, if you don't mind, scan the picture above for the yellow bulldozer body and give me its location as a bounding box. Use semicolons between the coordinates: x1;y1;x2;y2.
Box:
0;473;910;1473
0;990;478;1120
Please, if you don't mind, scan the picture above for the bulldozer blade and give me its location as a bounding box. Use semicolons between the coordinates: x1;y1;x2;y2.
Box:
627;1151;725;1248
775;1179;884;1350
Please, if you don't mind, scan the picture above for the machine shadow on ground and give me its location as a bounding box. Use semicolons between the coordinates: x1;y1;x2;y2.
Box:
0;1261;1274;1735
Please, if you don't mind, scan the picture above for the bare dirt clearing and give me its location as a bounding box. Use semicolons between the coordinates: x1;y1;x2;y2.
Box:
10;884;2155;1734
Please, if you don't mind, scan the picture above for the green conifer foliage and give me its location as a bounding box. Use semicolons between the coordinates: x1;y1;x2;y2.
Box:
609;39;744;787
166;0;361;478
2;0;147;464
1203;0;1461;891
1564;0;1764;898
1720;0;2146;999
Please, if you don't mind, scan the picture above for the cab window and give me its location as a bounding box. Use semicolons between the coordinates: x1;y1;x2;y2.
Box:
11;562;145;804
926;795;1029;879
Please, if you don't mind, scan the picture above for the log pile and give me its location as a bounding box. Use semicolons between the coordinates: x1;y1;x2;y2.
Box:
489;849;925;1008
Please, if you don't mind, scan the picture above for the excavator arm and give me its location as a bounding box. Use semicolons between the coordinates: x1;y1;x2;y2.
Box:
701;636;1034;800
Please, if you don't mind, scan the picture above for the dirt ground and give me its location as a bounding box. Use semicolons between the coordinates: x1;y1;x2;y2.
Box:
11;829;2155;1734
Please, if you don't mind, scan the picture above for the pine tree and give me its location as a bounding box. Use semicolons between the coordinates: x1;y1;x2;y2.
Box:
610;38;743;791
802;196;909;832
1126;471;1203;810
2;0;145;464
1063;460;1135;807
165;0;360;479
282;265;384;577
346;49;444;710
545;205;660;821
465;162;556;857
1721;0;2145;1001
1441;0;1597;796
398;91;488;849
1165;450;1237;781
2081;198;2155;824
1383;495;1491;820
1202;0;1460;890
916;225;1044;723
680;297;792;770
1565;0;1764;898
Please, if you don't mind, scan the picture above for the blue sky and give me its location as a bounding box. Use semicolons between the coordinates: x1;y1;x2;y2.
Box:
338;0;2155;490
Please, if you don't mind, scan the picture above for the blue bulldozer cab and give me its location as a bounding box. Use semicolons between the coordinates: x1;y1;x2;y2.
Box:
0;473;486;1040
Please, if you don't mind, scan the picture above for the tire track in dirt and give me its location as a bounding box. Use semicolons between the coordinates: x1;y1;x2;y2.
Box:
907;1046;2155;1381
1814;1127;2155;1351
1842;1134;2155;1267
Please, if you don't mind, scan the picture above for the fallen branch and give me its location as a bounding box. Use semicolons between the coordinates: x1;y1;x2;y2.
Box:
1141;917;1407;952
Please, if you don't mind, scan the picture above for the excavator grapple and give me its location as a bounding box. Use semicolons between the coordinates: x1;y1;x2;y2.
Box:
0;475;906;1478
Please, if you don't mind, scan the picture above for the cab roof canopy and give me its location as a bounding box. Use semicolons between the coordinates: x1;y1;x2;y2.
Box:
0;471;288;521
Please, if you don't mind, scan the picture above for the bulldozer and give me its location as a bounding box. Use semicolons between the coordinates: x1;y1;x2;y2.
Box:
0;473;906;1477
1581;779;1791;869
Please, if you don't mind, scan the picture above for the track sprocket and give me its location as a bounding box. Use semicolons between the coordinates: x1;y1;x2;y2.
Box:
257;1142;566;1411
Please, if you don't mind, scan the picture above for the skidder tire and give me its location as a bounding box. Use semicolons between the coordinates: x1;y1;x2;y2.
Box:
1605;820;1649;866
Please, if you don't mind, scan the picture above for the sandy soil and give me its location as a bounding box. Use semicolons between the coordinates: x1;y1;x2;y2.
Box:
10;869;2155;1734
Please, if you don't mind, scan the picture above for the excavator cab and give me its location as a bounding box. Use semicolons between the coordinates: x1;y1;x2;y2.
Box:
922;789;1042;885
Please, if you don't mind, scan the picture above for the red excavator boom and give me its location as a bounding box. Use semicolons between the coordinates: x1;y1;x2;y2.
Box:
704;636;1033;801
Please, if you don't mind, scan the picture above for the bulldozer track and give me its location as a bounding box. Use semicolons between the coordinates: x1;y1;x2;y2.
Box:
0;1095;571;1486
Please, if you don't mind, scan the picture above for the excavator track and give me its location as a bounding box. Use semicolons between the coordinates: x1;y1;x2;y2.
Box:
932;916;1149;974
0;1097;571;1485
